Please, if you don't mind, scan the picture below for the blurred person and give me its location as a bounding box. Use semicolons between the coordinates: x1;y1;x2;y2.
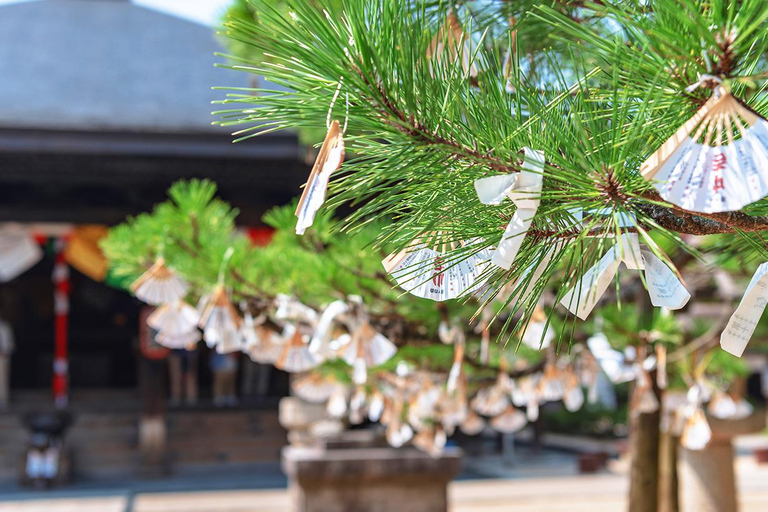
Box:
241;358;272;399
0;312;15;409
168;347;199;407
211;352;238;407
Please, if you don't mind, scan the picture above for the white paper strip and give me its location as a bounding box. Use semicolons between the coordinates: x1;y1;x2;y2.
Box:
560;248;620;320
506;245;558;307
309;300;349;358
295;120;344;235
561;234;690;319
587;332;637;384
720;262;768;357
0;233;43;282
616;233;644;271
474;148;545;269
641;251;691;309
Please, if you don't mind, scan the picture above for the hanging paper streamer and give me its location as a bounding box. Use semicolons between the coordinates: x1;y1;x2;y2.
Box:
563;373;585;412
460;411;486;435
641;87;768;213
276;328;320;373
291;373;339;404
641;251;691;310
681;407;712;451
489;405;527;434
308;299;350;359
587;332;637;384
474;148;545;269
0;232;43;282
426;12;478;78
198;285;242;354
295;120;345;235
656;344;668;390
560;237;630;320
382;237;491;301
520;305;554;349
275;294;319;326
64;225;109;282
504;244;561;308
631;369;660;415
245;323;284;364
155;329;201;349
720;262;768;357
131;258;189;306
446;342;465;394
147;299;200;349
561;234;689;319
342;322;397;371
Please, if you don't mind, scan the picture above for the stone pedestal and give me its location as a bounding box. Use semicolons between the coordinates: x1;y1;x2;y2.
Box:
280;397;344;446
678;410;765;512
282;444;462;512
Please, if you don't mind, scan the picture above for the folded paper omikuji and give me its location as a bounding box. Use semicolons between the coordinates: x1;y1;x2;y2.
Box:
131;257;189;306
489;405;527;434
459;411;486;436
147;299;199;344
586;331;637;384
197;284;242;354
342;321;398;385
308;299;350;359
291;373;338;404
382;236;492;301
560;234;690;320
0;232;43;282
276;328;320;373
446;342;465;394
295;119;345;235
426;11;478;78
244;324;284;364
720;262;768;357
474;147;545;270
155;329;201;350
641;86;768;213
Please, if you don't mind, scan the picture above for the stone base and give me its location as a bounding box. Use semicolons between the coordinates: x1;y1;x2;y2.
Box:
282;445;462;512
678;410;765;512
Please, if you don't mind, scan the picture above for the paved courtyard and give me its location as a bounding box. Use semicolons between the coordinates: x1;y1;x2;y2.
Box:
0;455;766;512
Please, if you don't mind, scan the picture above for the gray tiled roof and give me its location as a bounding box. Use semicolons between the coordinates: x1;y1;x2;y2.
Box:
0;0;255;133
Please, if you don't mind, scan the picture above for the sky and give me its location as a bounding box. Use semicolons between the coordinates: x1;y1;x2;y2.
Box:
0;0;233;26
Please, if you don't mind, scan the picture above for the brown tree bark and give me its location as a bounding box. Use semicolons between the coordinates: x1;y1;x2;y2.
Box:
658;426;679;512
629;292;661;512
628;405;661;512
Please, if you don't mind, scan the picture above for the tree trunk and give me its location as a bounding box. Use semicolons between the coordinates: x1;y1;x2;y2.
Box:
628;405;661;512
658;426;679;512
628;291;661;512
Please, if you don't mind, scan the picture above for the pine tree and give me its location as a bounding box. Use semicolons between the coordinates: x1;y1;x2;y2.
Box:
105;2;768;510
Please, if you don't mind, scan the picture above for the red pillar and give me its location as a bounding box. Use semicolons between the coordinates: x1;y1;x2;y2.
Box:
52;237;70;408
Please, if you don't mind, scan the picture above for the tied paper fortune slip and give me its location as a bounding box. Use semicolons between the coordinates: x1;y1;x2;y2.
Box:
295;120;345;235
641;87;768;214
474;147;545;269
382;238;492;301
560;234;690;320
720;262;768;357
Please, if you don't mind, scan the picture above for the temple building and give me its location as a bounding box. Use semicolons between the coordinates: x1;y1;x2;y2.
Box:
0;0;304;477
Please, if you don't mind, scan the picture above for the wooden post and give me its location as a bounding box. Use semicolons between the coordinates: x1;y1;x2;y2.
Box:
52;237;70;409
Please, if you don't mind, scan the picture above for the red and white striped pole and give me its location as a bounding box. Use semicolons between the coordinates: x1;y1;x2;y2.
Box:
52;237;70;409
